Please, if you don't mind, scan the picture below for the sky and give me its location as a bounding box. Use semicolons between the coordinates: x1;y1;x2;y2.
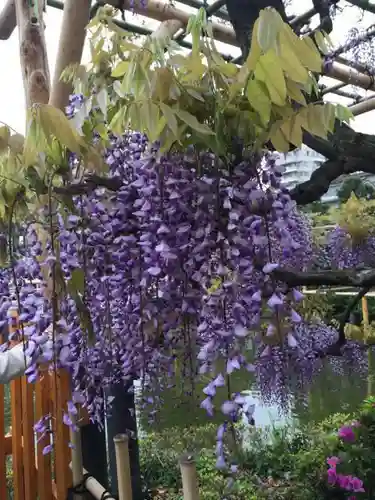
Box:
0;0;375;135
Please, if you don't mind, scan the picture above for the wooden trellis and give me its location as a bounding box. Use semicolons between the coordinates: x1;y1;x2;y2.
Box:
0;0;375;114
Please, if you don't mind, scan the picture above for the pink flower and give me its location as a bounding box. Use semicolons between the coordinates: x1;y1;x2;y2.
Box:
327;467;337;485
337;474;351;490
338;425;356;442
326;456;340;468
350;477;365;493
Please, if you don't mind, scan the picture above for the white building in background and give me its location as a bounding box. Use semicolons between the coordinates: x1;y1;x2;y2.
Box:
275;146;375;205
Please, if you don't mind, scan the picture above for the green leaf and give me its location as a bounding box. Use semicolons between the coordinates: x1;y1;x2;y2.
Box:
0;126;10;153
73;293;96;346
111;60;130;77
269;126;289;152
113;80;125;98
37;104;84;153
335;103;353;124
175;109;214;135
278;31;309;84
159;103;178;136
109;107;126;136
96;87;108;119
314;31;329;55
68;268;85;295
8;134;24;155
246;79;271;127
257;7;282;52
255;50;286;106
23;115;45;167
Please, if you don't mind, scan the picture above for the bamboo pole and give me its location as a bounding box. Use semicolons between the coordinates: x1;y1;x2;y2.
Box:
151;19;184;41
324;61;375;93
321;82;347;96
113;434;133;500
69;465;117;500
49;0;91;110
179;454;199;500
69;415;84;500
349;96;375;115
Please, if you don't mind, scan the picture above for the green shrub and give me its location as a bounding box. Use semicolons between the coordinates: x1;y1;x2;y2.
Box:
139;400;375;499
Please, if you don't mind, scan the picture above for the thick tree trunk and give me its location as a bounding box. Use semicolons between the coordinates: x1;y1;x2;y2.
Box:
14;0;50;107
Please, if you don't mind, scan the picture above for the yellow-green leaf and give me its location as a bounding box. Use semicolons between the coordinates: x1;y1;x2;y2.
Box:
159;103;178;136
257;7;282;52
246;78;271;126
8;134;24;155
324;102;336;133
0;126;10;152
280;114;303;147
111;60;130;77
286;79;307;105
278;31;309;84
109;107;126;136
246;18;261;71
282;24;322;72
314;31;329;55
23;115;46;167
96;87;108;119
185;87;205;102
175;109;214;135
301;105;328;138
270;127;289;152
335;103;353;124
255;50;286;106
37;104;84;153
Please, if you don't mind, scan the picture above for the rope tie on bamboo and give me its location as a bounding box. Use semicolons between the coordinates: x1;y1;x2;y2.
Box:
364;67;375;90
66;473;92;497
66;473;119;499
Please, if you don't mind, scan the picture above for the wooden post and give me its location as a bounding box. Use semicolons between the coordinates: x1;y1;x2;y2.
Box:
14;0;50;107
362;296;373;395
113;434;133;500
179;454;199;500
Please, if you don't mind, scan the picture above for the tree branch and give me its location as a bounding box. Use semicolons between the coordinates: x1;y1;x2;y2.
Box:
345;0;375;14
272;267;375;288
291;123;375;205
53;174;123;196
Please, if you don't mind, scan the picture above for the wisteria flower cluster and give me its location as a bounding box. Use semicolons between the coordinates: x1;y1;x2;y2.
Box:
325;226;375;269
0;93;368;468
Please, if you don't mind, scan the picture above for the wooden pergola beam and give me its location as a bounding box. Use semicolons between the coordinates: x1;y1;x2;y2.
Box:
0;0;238;46
49;0;91;110
0;0;15;40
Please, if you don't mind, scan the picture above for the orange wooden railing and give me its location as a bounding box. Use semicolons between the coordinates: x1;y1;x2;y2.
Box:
0;307;84;499
0;369;74;499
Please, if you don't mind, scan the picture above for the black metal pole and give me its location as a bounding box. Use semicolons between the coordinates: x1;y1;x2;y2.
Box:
81;420;109;490
105;382;142;500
